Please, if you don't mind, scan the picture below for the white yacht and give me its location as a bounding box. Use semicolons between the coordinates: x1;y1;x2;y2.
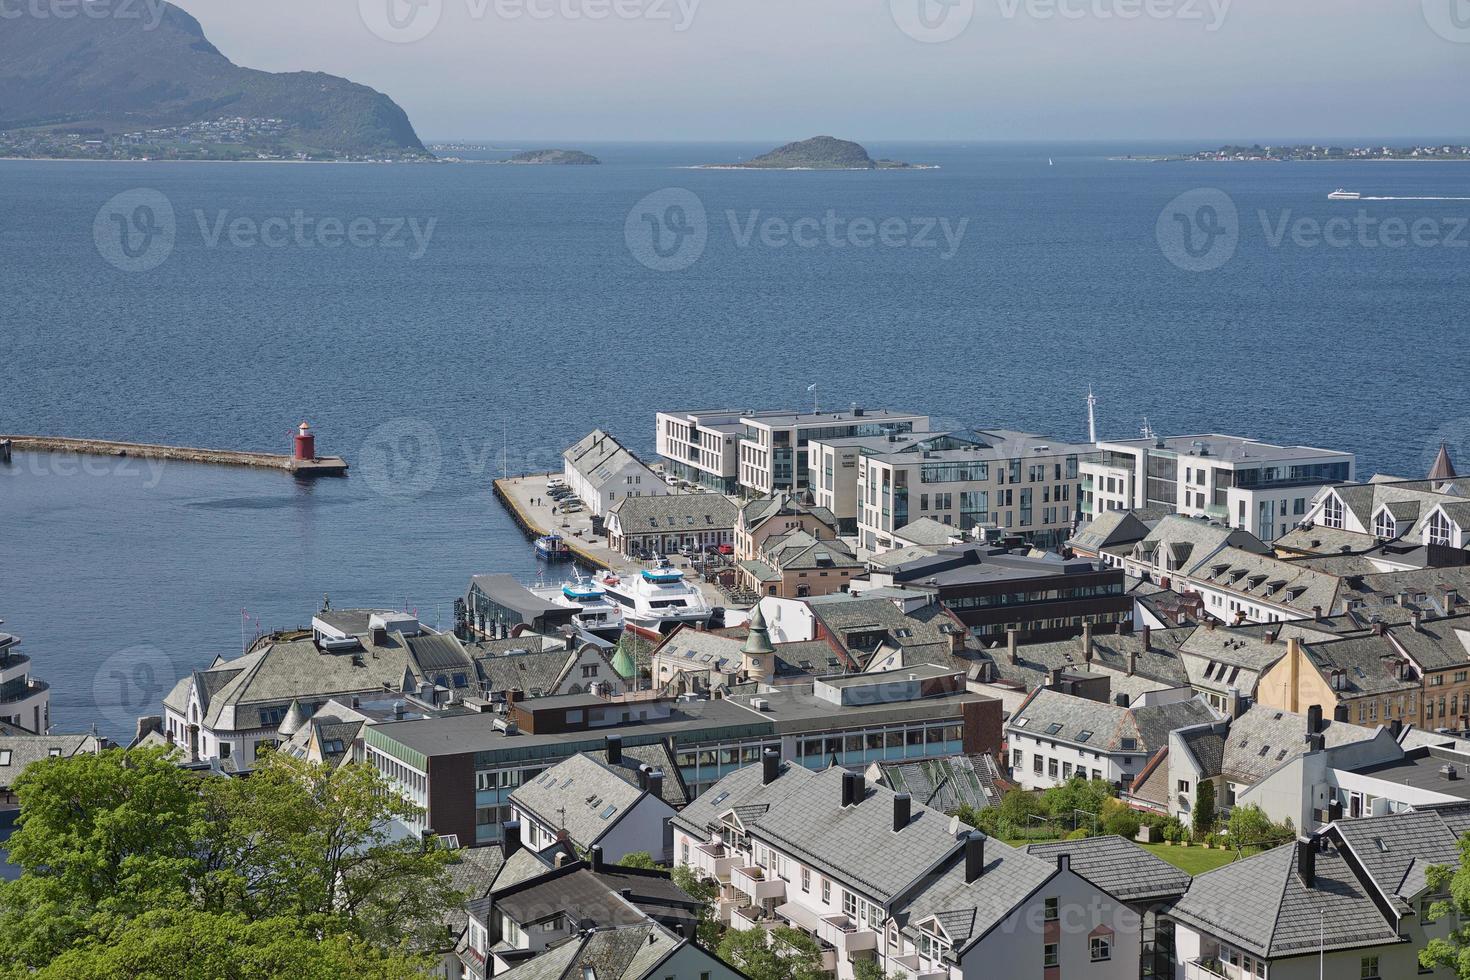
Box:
593;562;712;634
529;576;625;641
1328;189;1361;200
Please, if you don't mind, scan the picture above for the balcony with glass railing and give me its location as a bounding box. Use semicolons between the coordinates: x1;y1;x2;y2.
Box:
731;865;786;903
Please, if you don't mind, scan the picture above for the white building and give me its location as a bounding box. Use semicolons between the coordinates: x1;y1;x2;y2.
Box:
673;754;1148;980
810;429;1092;553
656;407;929;497
1081;433;1353;543
562;429;665;518
0;626;50;735
508;748;679;863
1006;687;1218;791
1305;474;1470;553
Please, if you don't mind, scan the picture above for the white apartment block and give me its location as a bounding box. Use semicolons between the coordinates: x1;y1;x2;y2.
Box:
1080;434;1353;543
674;755;1145;980
657;407;929;498
812;430;1091;553
0;628;50;735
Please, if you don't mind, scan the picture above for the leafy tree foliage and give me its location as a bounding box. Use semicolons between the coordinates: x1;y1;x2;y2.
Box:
1192;779;1217;838
616;851;659;870
0;747;458;977
670;865;722;949
1224;805;1294;850
717;926;827;980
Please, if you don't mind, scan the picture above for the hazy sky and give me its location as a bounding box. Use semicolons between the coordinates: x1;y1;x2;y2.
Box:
173;0;1468;141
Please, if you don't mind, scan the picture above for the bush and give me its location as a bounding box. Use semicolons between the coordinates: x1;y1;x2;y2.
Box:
1193;780;1217;837
1065;827;1091;840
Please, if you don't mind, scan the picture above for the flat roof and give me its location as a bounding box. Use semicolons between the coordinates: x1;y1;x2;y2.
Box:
818;663;959;689
1352;747;1470;799
1096;433;1351;463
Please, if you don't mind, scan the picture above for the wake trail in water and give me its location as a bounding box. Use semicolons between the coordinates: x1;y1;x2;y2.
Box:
1349;196;1470;201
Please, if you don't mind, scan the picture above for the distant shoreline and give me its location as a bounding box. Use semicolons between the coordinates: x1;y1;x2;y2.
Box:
684;164;941;171
0;155;443;165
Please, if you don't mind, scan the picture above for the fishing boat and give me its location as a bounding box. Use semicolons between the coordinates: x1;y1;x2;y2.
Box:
534;532;571;560
593;560;712;634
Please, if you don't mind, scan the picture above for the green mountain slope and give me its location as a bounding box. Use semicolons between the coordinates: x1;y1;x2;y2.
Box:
0;3;425;156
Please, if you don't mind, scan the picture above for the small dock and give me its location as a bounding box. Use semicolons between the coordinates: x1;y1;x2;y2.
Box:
0;436;348;477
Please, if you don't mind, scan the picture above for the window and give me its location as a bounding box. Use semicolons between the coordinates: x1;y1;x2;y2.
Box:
0;750;10;765
1373;510;1396;539
1090;935;1111;961
1177;779;1191;794
1044;897;1059;922
1361;955;1380;979
801;868;810;892
1044;942;1059;968
1322;495;1345;529
821;878;831;903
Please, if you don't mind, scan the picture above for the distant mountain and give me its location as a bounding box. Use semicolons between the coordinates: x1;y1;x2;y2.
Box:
707;136;925;170
0;2;425;158
499;149;601;165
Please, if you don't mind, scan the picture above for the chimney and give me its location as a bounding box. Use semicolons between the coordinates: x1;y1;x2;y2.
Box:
1226;687;1242;720
893;793;912;832
1307;704;1323;735
135;715;161;745
1333;704;1350;723
502;820;522;860
1412;610;1423;632
842;771;864;808
841;771;854;807
1373;621;1388;636
1048;666;1064;688
964;831;986;883
606;735;622;766
1390;719;1404;739
648;769;665;801
1127;648;1137;677
1007;626;1019;665
1306;732;1325;751
1141;625;1152;651
1264;630;1277;645
371;625;388;646
555;851;572;869
761;748;779;785
1296;839;1316;887
1081;622;1094;662
1056;853;1071;873
1398;590;1410;607
1445;587;1459;613
590;845;604;873
1312;605;1324;622
187;724;199;764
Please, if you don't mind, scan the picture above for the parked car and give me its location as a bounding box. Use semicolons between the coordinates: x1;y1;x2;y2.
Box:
717;543;734;555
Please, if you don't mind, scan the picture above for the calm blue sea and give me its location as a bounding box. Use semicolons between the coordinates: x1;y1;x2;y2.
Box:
2;140;1468;737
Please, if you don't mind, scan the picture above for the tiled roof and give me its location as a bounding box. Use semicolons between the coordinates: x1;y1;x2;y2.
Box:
0;732;106;788
1010;689;1217;756
893;517;963;546
1024;835;1190;902
563;429;654;489
495;924;681;980
1214;705;1377;784
608;492;737;531
509;753;658;850
877;754;1006;814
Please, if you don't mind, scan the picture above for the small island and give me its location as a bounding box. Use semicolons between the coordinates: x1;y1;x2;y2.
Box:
700;136;932;170
497;149;601;165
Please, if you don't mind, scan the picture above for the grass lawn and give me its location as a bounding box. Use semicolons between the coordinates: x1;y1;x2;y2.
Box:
1139;842;1253;874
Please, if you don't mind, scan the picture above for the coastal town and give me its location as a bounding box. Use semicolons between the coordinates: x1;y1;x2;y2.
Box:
9;402;1470;979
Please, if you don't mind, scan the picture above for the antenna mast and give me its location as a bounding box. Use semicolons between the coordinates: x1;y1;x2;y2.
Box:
1086;386;1098;444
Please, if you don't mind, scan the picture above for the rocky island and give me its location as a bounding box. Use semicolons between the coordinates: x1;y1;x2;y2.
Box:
702;136;931;170
0;1;427;161
497;149;602;165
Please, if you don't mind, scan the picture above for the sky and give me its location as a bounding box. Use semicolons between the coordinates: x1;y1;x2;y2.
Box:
172;0;1469;142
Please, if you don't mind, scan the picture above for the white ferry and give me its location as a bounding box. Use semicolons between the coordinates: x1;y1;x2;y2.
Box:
593;561;712;634
529;576;625;641
1328;189;1362;200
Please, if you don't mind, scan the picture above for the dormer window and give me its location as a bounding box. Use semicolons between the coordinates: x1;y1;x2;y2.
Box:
1373;510;1397;540
1322;495;1345;530
1428;510;1456;547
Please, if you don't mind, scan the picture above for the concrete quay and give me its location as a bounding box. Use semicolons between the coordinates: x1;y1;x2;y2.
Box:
493;473;733;610
0;436;347;477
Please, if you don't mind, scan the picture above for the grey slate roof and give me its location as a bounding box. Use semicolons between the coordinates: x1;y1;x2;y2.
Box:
1169;841;1404;958
1010;689;1218;756
475;647;575;698
0;732;106;788
509;752;657;850
1213;705;1377;783
1024;835;1190;902
495;924;681;980
893;517;964;546
608;492;737;532
563;429;654;490
1334;810;1464;910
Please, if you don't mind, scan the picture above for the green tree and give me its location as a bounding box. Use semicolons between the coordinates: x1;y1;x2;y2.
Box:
854;958;904;980
997;788;1045;838
1040;777;1115;829
671;866;722;950
29;908;431;980
616;851;659;870
0;748;459;975
1421;836;1470;977
1100;798;1141;840
1192;779;1217;839
718;926;827;980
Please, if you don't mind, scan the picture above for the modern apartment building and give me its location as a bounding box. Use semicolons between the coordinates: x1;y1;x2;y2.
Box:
656;407;929;496
1080;433;1353;543
0;626;50;735
811;429;1092;553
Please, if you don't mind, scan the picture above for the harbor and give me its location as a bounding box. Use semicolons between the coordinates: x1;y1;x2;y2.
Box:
0;423;347;477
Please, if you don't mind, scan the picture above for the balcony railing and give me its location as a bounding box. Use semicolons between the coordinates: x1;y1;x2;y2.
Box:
0;679;47;705
817;913;878;954
1185;959;1232;980
731;865;786;903
692;841;738;883
730;903;774;932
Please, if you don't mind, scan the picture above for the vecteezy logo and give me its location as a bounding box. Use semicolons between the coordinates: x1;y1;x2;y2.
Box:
624;188;708;272
93;188;176;273
359;418;444;499
889;0;975;43
1423;0;1470;42
359;0;443;43
1155;188;1239;272
92;644;175;731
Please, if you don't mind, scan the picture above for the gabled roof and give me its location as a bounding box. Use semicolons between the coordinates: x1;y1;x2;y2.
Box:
876;754;1006;814
509;752;661;850
563;429;655;489
607;492;737;532
493;924;684;980
1009;689;1217;756
0;732;107;788
893;517;964;546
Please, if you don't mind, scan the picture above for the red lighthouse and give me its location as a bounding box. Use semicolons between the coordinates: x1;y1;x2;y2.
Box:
293;421;316;462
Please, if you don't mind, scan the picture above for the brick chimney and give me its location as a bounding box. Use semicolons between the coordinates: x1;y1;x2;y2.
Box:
1007;626;1019;665
1081;622;1094;662
1141;625;1151;651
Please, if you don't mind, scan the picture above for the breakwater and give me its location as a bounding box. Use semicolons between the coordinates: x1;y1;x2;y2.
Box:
0;436;347;476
